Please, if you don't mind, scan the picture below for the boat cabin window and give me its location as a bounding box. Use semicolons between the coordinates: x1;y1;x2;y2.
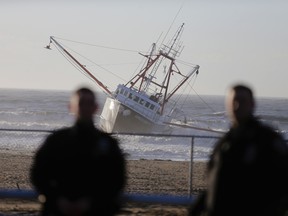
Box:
128;93;133;99
124;90;128;96
120;88;124;94
140;99;145;105
145;102;150;108
134;96;140;102
150;104;155;110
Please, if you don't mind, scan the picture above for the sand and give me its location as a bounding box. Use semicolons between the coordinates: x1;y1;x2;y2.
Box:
0;152;207;215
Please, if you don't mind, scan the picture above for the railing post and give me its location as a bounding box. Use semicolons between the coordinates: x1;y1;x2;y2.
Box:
189;136;195;197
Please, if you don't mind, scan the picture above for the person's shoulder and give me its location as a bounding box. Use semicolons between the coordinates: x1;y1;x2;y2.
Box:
94;128;115;137
35;127;72;154
42;127;74;146
256;120;288;150
256;120;282;138
94;129;121;153
53;126;71;133
47;127;73;138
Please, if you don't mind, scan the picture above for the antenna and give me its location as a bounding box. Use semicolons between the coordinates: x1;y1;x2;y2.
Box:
160;0;185;46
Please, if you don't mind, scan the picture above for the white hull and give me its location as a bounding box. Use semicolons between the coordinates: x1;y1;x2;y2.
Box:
99;97;172;134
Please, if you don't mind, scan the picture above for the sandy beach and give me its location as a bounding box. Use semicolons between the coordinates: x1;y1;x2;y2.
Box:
0;152;207;215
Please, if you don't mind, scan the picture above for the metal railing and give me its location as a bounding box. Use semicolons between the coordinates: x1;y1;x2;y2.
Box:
3;129;287;209
0;189;195;206
0;128;220;206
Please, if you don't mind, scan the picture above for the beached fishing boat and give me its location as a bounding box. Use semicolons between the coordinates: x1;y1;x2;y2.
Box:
47;23;201;133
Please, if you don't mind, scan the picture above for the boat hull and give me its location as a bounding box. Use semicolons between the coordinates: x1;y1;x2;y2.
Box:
99;98;171;134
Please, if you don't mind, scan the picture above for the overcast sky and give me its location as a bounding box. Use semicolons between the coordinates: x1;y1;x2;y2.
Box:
0;0;287;98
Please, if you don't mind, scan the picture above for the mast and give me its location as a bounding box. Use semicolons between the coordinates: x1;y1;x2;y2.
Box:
125;23;199;115
48;36;112;96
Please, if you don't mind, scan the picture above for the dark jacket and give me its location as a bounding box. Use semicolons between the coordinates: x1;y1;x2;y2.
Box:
189;117;288;216
30;121;126;216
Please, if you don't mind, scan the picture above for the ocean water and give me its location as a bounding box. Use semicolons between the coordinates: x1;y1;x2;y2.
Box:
0;88;287;161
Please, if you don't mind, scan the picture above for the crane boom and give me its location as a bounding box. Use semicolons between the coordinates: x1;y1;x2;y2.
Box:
49;36;112;96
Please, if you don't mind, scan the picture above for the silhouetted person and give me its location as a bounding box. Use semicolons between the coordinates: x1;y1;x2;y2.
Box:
30;87;126;216
189;84;288;216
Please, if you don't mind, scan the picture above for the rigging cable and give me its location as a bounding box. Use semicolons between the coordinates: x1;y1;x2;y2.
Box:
170;70;218;115
186;81;218;113
54;36;144;53
52;42;111;96
172;72;197;112
160;0;185;46
63;44;127;83
52;37;151;87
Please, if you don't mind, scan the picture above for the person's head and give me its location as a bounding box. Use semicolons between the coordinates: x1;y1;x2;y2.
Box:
69;87;98;122
226;84;255;127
